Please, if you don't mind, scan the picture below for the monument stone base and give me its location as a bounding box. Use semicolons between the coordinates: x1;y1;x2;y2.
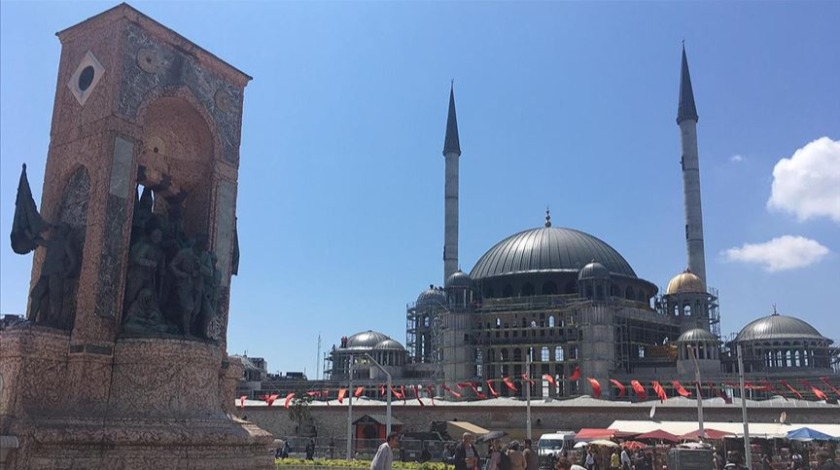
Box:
0;326;274;469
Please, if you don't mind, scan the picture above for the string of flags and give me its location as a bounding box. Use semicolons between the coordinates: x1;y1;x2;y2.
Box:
245;375;839;410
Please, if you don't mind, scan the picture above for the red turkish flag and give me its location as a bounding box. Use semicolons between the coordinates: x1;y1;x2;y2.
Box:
283;393;295;409
442;384;462;398
671;380;691;398
630;380;647;400
337;388;347;404
239;395;247;410
802;380;828;401
610;379;626;397
426;385;437;406
261;393;279;406
390;385;404;400
354;386;365;398
780;380;803;399
651;381;667;401
542;374;557;386
521;373;535;386
820;377;840;398
502;376;518;392
587;377;601;399
456;382;470;389
569;366;581;381
486;379;499;397
413;384;425;406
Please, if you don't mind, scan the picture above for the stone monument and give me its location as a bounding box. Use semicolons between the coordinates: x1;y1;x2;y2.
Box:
0;4;274;469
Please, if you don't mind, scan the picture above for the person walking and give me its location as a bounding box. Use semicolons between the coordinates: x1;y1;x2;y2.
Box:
454;433;481;470
523;439;539;470
371;432;400;470
620;447;632;470
817;452;840;470
487;440;503;470
609;450;619;470
507;441;527;470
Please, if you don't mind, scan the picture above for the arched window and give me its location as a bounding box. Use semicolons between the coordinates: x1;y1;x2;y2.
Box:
522;283;535;296
500;348;508;362
541;346;550;361
683;304;692;316
548;315;556;328
625;286;635;300
596;285;604;300
611;284;620;297
488;349;496;363
513;348;522;362
565;281;577;294
555;346;565;361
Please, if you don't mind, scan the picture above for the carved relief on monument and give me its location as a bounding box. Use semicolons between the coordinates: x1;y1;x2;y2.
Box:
121;95;223;340
120;23;242;164
53;165;91;329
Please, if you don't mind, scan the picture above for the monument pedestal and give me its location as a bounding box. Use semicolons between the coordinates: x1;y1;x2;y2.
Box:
0;327;274;469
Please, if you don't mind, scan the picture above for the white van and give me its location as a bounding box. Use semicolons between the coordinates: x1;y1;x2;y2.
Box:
536;431;576;457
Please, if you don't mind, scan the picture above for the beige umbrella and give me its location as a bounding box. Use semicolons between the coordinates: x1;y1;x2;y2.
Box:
589;439;619;448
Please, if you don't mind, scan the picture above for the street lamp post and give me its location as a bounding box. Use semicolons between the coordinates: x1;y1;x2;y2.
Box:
526;321;536;440
687;345;705;440
346;354;354;460
361;353;393;436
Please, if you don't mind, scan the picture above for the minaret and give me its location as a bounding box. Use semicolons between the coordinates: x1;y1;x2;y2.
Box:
677;45;707;287
443;83;461;284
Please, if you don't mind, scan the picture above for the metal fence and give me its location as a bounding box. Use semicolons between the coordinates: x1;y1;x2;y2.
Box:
276;437;458;462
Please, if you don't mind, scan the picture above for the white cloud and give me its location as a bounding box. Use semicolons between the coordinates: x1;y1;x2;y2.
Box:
730;154;744;163
767;136;840;223
723;235;830;272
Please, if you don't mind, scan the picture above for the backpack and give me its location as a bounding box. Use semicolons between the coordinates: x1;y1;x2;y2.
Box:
500;452;512;470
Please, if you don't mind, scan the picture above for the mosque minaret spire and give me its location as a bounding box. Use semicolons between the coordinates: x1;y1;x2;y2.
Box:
677;44;707;287
443;82;461;284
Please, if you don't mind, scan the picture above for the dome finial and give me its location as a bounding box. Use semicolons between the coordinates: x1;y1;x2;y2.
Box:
545;207;552;227
772;303;778;316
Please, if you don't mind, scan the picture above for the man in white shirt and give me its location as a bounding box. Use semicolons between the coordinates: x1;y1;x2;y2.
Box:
371;432;400;470
620;447;632;470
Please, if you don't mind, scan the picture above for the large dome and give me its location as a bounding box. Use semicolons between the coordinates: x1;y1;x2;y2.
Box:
735;314;830;343
345;330;390;349
470;226;636;280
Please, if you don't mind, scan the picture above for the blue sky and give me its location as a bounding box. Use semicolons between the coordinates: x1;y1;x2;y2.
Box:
1;1;838;377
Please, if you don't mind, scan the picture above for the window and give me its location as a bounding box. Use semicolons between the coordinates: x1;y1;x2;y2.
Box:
549;315;556;328
541;347;550;361
555;346;564;361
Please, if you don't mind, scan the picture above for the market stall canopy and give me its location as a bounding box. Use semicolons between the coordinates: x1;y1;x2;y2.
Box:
609;420;840;439
576;428;619;440
447;421;490;438
787;427;835;441
635;430;680;442
679;428;734;440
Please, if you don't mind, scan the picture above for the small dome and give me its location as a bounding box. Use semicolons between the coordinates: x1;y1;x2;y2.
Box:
666;269;705;295
373;339;405;351
416;285;447;309
346;330;390;349
446;270;473;288
677;328;718;343
735;314;831;343
578;261;610;280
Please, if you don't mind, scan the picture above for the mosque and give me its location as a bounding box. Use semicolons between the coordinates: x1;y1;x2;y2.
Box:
324;48;839;401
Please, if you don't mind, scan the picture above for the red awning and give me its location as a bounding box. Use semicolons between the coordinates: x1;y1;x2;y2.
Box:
635;430;680;442
576;428;619;440
679;428;734;440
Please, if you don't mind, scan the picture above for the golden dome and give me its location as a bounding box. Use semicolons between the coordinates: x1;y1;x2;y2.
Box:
666;269;705;295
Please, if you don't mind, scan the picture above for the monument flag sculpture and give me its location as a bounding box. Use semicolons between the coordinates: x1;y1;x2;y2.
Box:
0;4;273;468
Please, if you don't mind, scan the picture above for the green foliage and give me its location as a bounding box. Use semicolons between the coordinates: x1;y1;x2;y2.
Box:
287;392;315;431
275;459;449;470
